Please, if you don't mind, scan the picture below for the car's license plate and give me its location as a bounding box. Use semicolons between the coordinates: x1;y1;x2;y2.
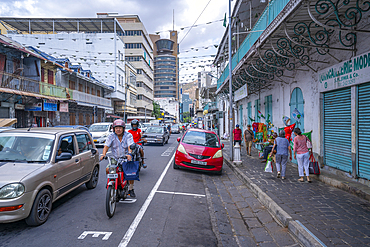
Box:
107;174;118;179
191;159;207;165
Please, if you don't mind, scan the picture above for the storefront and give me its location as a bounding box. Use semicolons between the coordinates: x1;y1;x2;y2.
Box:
320;51;370;180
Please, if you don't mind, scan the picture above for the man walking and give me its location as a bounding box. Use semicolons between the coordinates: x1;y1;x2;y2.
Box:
244;124;254;156
232;124;242;146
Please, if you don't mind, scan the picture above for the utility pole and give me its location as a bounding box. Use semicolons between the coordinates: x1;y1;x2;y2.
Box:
228;0;233;160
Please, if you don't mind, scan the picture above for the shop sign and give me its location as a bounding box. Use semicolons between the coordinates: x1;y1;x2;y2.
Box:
234;84;248;102
43;100;57;111
14;104;25;110
25;102;42;111
59;102;69;112
318;51;370;92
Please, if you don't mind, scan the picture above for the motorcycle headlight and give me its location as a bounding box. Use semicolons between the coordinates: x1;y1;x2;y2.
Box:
177;144;188;155
212;150;223;159
109;166;116;174
0;183;25;199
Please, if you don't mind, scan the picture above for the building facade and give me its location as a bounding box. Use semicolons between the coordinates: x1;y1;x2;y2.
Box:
112;14;154;119
213;0;370;182
150;31;179;100
0;17;125;116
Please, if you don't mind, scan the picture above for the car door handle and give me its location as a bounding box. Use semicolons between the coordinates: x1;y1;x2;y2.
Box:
75;159;80;164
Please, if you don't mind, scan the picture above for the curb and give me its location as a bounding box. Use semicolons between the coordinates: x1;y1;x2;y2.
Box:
224;157;324;247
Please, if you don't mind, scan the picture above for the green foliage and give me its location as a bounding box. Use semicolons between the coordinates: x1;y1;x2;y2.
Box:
152;101;161;119
183;111;191;123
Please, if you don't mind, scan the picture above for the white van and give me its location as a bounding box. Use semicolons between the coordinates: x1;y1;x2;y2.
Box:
88;122;113;147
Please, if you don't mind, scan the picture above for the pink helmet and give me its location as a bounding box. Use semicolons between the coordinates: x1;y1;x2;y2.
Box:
112;119;125;129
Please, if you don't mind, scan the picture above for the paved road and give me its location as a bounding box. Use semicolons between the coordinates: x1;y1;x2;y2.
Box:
0;132;299;247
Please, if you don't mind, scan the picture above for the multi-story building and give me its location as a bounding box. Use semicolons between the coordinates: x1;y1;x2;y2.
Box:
213;0;370;181
105;14;154;119
0;17;126;116
150;31;179;100
0;35;112;127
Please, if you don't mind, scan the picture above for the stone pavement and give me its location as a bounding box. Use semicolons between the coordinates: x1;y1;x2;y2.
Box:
203;165;300;247
222;141;370;246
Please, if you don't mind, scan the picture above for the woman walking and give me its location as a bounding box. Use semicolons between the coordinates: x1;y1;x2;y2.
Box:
293;128;311;182
270;130;291;179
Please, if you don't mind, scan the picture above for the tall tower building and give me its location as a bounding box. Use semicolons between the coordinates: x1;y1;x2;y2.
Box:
150;31;179;100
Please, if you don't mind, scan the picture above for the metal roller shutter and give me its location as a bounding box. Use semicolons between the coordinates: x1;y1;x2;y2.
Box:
358;83;370;180
324;88;352;172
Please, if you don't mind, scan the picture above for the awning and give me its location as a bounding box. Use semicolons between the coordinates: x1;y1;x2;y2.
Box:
0;118;17;127
75;101;113;111
106;114;122;119
0;87;69;101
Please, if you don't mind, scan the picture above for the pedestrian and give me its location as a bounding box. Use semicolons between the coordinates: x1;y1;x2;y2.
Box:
232;124;242;146
244;124;254;156
260;132;277;162
293;128;311;182
270;130;291;179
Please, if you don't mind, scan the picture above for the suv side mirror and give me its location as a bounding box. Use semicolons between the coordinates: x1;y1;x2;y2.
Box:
56;152;72;162
91;149;97;155
221;143;224;149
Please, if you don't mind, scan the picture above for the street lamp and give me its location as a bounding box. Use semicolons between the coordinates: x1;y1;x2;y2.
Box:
145;104;147;123
123;83;129;122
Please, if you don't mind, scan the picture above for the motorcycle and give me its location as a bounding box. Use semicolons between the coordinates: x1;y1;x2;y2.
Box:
105;156;129;218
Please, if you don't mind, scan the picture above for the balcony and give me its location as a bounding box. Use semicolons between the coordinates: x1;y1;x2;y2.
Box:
217;0;290;89
39;82;68;98
72;90;112;107
0;71;40;94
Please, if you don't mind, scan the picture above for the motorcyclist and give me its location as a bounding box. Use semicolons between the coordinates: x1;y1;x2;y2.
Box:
128;119;146;168
100;119;137;198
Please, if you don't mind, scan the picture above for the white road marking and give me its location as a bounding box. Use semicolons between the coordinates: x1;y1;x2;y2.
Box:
156;190;205;197
118;153;175;247
78;231;112;240
119;198;137;204
161;146;175;156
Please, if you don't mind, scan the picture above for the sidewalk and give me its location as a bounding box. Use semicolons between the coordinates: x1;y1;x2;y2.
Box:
222;141;370;246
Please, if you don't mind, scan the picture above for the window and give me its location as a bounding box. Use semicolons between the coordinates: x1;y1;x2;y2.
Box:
58;135;75;156
76;134;92;153
69;80;75;90
123;30;142;36
182;131;219;148
125;43;142;49
126;56;142;62
41;68;45;82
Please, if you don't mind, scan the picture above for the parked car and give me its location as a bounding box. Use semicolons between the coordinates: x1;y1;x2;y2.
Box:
54;125;91;136
88;122;113;147
144;125;170;145
0;128;99;226
174;128;224;174
171;124;180;134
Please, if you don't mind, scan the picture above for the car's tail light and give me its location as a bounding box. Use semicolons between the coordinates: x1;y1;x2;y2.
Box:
177;144;188;155
212;150;223;159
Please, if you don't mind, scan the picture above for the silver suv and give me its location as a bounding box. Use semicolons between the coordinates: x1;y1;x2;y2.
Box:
0;128;99;226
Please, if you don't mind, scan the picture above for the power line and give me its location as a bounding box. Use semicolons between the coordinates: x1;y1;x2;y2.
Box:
179;0;213;44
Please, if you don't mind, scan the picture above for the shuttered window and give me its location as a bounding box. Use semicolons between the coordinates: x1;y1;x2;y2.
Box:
323;88;352;172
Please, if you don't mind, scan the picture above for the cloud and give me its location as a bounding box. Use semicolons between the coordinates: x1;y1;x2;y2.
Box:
0;0;232;83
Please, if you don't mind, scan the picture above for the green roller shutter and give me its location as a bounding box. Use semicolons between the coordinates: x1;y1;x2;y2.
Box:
358;83;370;180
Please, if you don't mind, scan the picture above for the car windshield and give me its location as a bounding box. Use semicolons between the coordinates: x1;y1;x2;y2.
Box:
182;131;219;148
0;134;55;162
146;127;163;134
89;124;110;132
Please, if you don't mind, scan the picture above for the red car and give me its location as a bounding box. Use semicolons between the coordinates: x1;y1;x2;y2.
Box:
174;128;224;175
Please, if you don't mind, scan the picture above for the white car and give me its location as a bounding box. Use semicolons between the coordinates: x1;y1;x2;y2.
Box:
141;123;151;133
88;123;113;147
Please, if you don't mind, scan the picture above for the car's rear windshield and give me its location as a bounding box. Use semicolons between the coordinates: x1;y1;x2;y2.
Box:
146;127;163;133
0;134;55;163
89;124;110;132
182;131;219;148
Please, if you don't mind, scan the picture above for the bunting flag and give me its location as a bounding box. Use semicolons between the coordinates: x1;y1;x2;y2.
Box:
249;117;255;122
223;13;227;27
302;130;312;142
291;108;302;121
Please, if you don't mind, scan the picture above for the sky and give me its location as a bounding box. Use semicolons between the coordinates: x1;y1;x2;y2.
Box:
0;0;235;84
